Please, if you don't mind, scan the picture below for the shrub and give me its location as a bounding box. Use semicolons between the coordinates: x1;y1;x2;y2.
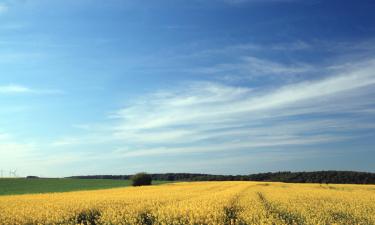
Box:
131;172;152;186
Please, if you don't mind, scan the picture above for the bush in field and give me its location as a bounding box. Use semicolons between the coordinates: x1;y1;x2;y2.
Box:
131;172;152;186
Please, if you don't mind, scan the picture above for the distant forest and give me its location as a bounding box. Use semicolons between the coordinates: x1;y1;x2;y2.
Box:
68;171;375;184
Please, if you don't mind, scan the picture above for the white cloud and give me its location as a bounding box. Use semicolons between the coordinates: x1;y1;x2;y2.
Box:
115;135;348;158
106;58;375;157
242;56;312;75
39;57;375;166
114;59;375;129
0;84;63;95
194;56;313;81
0;85;32;93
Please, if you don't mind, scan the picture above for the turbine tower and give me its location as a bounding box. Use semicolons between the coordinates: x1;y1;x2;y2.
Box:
9;169;17;177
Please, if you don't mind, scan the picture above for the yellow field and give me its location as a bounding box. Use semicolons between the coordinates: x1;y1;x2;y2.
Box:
0;181;374;225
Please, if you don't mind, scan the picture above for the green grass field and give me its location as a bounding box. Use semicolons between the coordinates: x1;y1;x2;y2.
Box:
0;178;168;195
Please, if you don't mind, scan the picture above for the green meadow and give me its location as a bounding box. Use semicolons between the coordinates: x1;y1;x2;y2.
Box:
0;178;168;195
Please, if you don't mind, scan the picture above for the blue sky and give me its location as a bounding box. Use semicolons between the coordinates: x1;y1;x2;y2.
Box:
1;0;375;177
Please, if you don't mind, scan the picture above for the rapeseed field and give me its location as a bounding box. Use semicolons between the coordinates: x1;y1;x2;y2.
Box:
0;181;374;225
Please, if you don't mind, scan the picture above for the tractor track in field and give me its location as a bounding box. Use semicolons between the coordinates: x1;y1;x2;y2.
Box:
256;192;305;225
223;184;255;225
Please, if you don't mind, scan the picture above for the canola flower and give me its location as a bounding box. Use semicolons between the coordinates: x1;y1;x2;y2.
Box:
0;181;374;225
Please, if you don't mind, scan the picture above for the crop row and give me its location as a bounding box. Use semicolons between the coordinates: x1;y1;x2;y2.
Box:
0;182;374;225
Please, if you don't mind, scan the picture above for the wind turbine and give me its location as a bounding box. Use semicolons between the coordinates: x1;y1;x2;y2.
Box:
9;169;17;177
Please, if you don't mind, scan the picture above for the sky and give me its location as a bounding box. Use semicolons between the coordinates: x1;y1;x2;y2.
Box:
1;0;375;177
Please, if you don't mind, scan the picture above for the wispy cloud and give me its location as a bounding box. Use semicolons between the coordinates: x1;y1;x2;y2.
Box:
41;56;375;164
242;56;311;74
105;57;375;157
188;39;375;61
0;85;33;94
0;84;63;95
192;56;313;83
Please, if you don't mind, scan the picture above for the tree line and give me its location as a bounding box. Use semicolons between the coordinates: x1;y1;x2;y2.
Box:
67;171;375;184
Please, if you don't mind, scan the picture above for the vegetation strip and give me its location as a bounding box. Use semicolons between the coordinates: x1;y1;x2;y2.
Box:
69;171;375;184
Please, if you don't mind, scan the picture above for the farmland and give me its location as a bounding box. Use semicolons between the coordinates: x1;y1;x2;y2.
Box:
0;178;168;196
0;181;374;224
0;178;134;196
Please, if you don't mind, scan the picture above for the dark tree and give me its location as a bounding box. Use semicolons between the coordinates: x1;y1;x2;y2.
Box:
131;172;152;186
